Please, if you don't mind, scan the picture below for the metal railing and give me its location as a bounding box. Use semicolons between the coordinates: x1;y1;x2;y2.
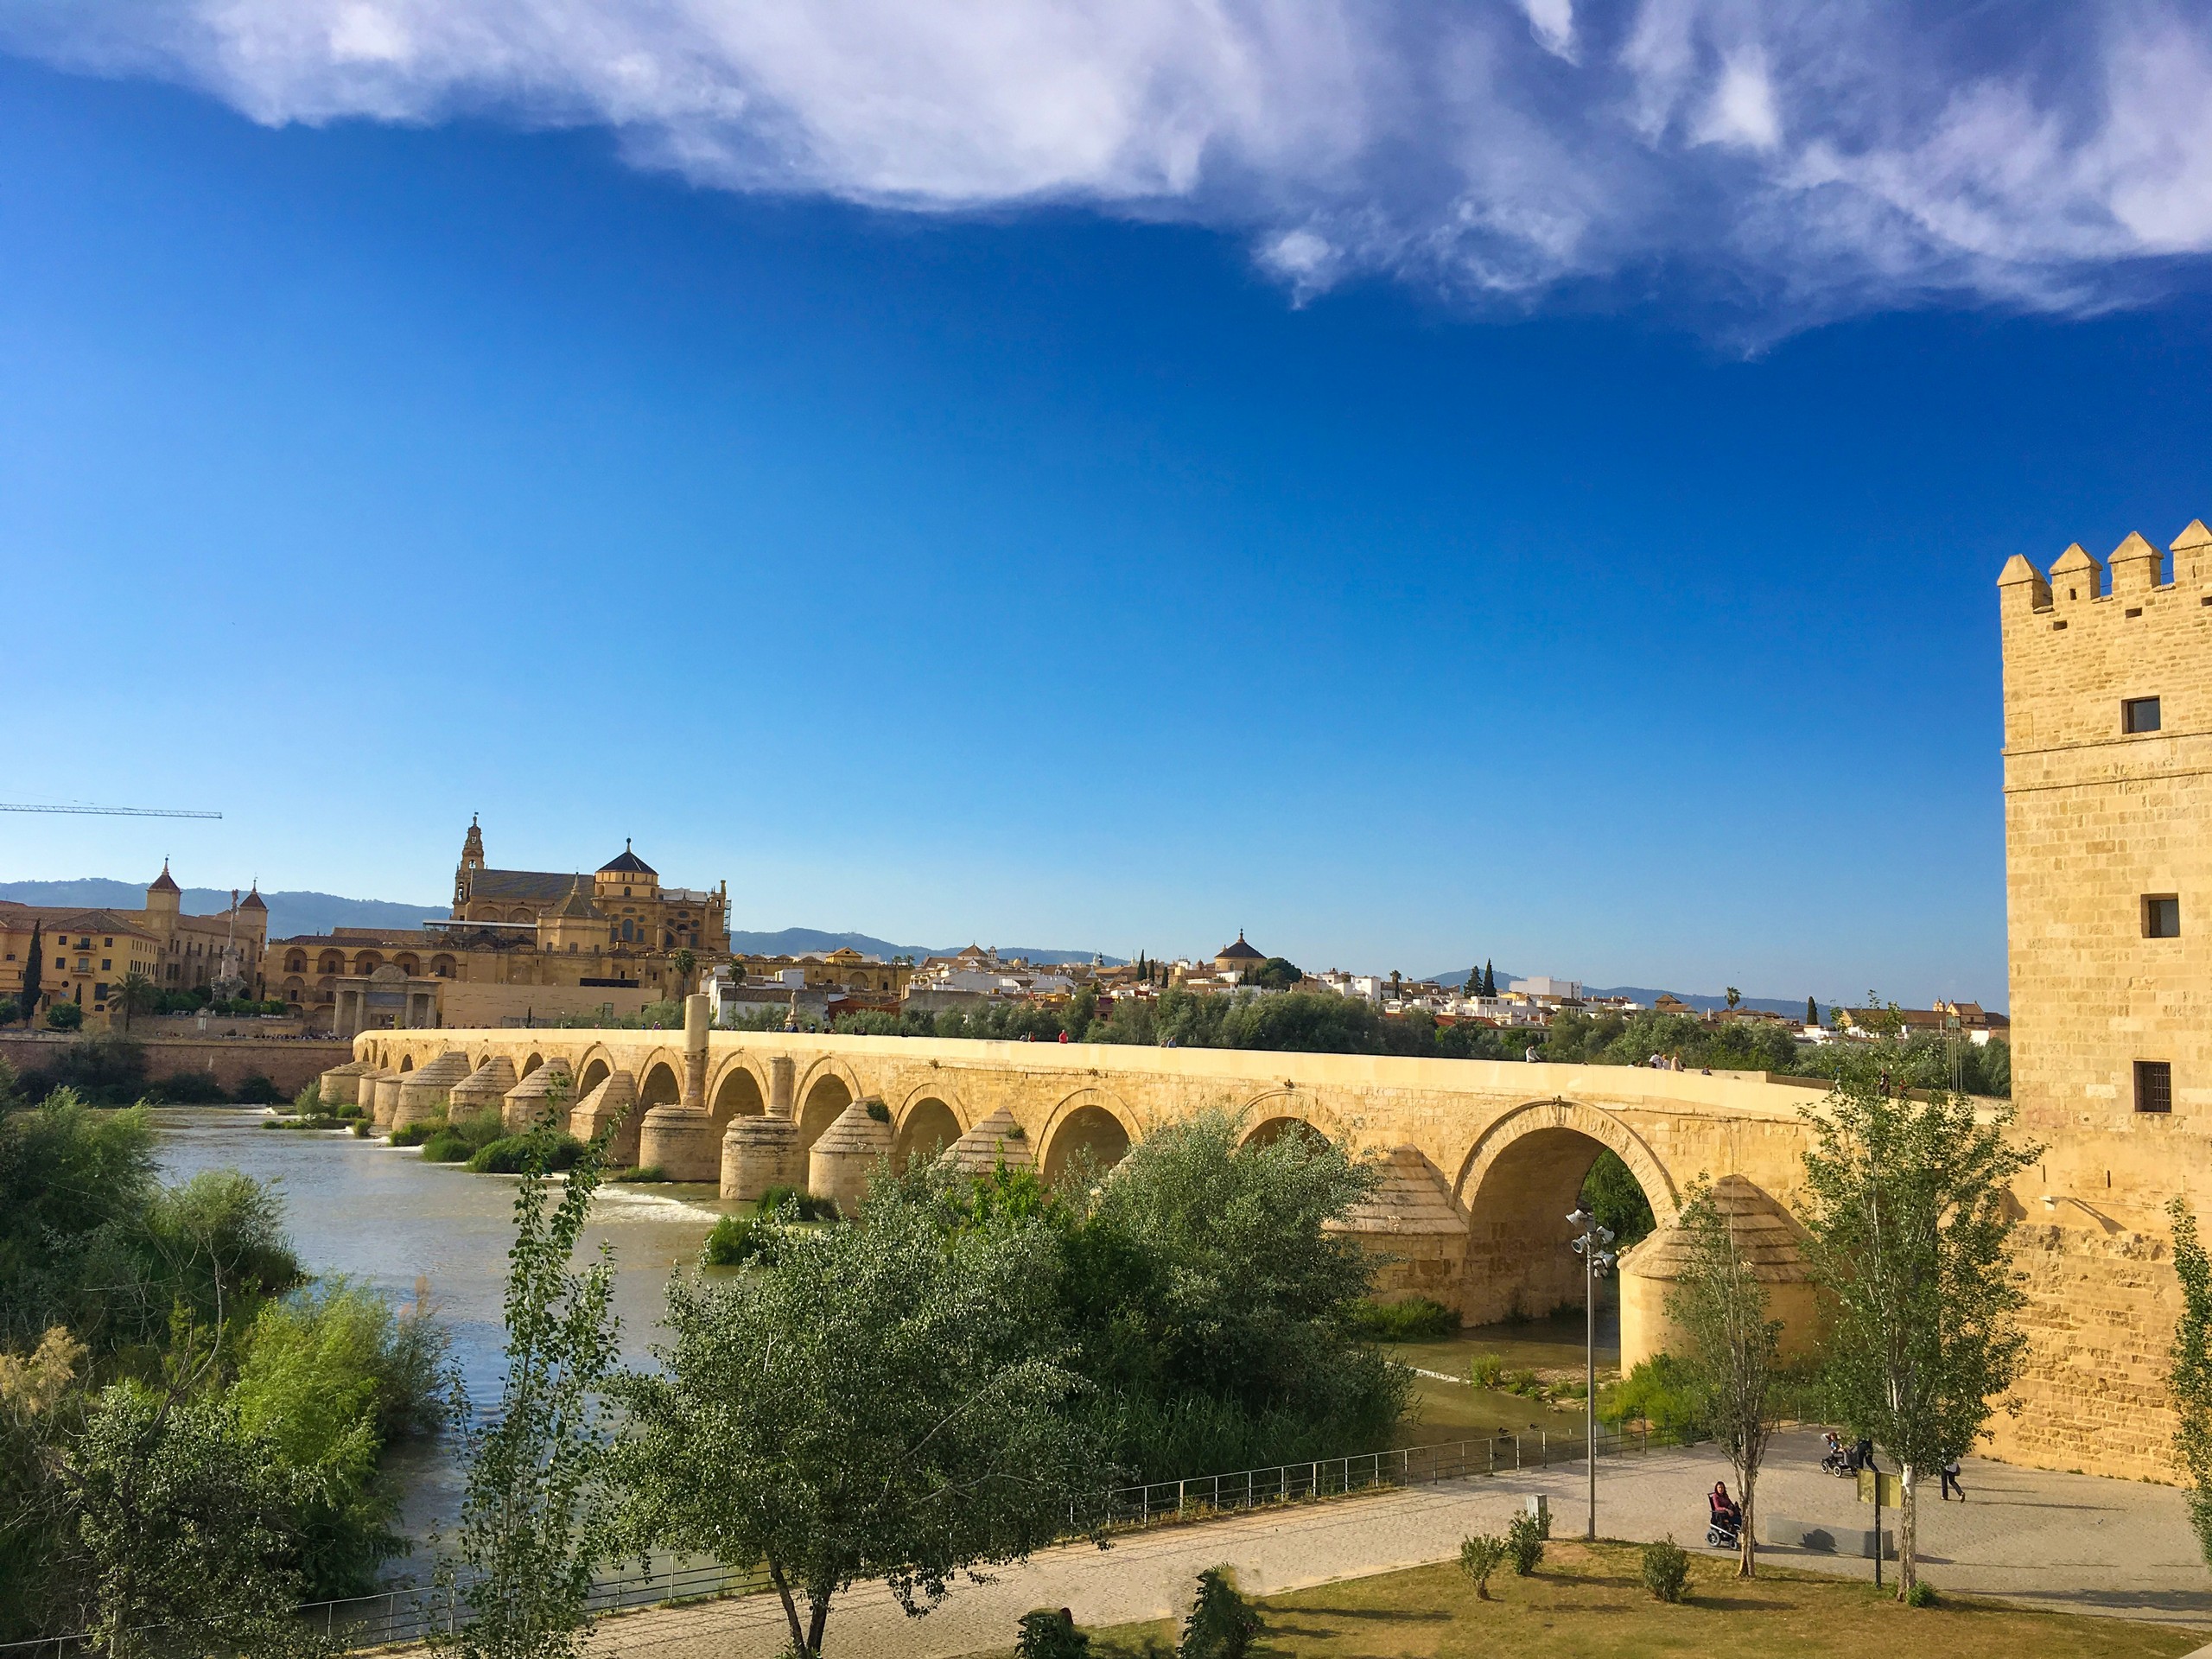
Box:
1093;1421;1681;1529
1;1421;1691;1656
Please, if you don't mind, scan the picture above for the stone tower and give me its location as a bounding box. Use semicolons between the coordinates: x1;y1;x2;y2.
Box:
1999;519;2212;1128
455;815;486;910
1993;516;2212;1476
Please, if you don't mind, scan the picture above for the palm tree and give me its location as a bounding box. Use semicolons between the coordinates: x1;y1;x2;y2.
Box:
1725;986;1742;1010
671;948;696;999
116;970;158;1032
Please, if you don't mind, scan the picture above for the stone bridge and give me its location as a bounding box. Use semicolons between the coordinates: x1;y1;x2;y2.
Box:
323;997;1838;1372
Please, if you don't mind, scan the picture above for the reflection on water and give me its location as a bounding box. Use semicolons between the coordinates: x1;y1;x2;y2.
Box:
154;1107;726;1567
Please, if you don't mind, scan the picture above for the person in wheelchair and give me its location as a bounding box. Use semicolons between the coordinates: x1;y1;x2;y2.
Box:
1707;1479;1743;1546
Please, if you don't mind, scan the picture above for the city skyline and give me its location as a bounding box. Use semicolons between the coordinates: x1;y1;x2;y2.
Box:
8;15;2212;1008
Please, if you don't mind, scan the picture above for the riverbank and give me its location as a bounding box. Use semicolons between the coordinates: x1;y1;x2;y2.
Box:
151;1105;729;1557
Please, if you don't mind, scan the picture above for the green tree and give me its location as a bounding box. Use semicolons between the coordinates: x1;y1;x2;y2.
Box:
1578;1151;1656;1248
61;1377;325;1659
1807;996;1819;1027
1482;962;1497;998
1061;1109;1405;1477
434;1100;618;1659
1662;1179;1783;1576
669;948;696;998
2166;1198;2212;1567
611;1166;1096;1658
20;923;42;1025
47;1000;84;1032
1725;987;1741;1010
113;974;158;1034
1797;1066;2039;1599
1249;957;1302;992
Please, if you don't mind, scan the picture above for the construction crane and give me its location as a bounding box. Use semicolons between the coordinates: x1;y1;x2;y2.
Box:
0;802;221;819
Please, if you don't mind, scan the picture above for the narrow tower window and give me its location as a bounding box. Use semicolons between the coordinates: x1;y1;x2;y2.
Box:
2145;896;2182;938
2123;696;2163;734
2136;1061;2174;1115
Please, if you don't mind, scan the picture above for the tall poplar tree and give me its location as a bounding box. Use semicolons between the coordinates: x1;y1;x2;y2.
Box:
1664;1179;1783;1577
1798;1070;2038;1598
2166;1198;2212;1565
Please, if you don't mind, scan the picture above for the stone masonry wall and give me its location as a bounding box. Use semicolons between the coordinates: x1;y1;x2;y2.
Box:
0;1032;353;1096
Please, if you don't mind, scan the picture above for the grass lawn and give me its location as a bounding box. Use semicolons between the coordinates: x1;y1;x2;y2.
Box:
975;1543;2202;1658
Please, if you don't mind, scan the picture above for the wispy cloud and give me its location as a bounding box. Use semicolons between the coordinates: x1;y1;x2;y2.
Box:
5;0;2208;331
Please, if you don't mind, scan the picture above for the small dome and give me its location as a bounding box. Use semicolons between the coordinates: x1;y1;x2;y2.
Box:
942;1106;1035;1176
1216;930;1264;962
598;838;658;878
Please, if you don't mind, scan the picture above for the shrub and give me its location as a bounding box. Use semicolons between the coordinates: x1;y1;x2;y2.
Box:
864;1098;892;1123
389;1122;433;1148
1470;1352;1507;1389
1503;1367;1542;1395
1642;1535;1690;1602
1178;1567;1260;1659
1458;1533;1507;1600
613;1164;667;1183
1505;1513;1544;1576
418;1128;473;1163
757;1185;837;1222
1014;1608;1090;1658
702;1214;778;1267
351;1121;372;1138
337;1103;364;1122
467;1134;583;1175
45;1001;83;1032
151;1070;229;1104
234;1073;284;1105
1600;1352;1707;1440
1906;1580;1937;1608
291;1084;323;1116
1346;1296;1461;1342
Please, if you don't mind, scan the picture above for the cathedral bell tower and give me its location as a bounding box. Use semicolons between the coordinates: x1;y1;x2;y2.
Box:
454;814;486;913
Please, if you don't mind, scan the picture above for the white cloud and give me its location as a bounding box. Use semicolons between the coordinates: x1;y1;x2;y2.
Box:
4;0;2210;330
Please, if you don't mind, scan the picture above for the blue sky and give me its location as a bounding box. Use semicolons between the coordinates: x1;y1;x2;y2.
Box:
3;3;2211;1006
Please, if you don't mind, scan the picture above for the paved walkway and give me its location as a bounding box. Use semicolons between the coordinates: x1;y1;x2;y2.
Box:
574;1430;2212;1656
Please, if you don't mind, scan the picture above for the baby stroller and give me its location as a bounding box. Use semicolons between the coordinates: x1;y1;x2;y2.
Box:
1821;1433;1868;1478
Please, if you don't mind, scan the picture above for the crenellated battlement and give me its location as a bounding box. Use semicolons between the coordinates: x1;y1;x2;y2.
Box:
1999;518;2212;758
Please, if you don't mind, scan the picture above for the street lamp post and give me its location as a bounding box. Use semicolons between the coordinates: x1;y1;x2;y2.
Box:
1567;1205;1618;1541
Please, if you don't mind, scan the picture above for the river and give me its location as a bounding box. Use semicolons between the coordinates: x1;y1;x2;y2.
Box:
152;1105;729;1567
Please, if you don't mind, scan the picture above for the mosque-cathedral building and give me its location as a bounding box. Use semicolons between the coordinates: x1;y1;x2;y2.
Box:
266;820;731;1034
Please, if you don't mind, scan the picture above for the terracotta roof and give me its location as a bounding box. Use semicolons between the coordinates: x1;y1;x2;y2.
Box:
0;906;161;941
554;877;600;920
1216;931;1264;961
598;839;657;877
239;886;266;912
148;861;181;895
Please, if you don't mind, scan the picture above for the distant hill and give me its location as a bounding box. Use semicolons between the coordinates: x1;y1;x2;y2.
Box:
0;879;444;942
729;927;1117;966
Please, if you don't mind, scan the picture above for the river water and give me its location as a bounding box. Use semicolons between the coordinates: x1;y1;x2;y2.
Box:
153;1106;729;1567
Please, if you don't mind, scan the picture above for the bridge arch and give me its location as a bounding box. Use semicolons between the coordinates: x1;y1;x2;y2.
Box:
894;1096;965;1171
796;1058;863;1154
1237;1089;1351;1148
1040;1088;1137;1185
708;1057;767;1128
575;1047;615;1101
1452;1097;1676;1326
638;1054;683;1110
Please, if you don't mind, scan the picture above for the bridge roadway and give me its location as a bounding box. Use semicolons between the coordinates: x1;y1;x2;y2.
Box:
339;1019;1838;1358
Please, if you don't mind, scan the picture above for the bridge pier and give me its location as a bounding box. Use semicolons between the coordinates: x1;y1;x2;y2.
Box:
637;995;722;1181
